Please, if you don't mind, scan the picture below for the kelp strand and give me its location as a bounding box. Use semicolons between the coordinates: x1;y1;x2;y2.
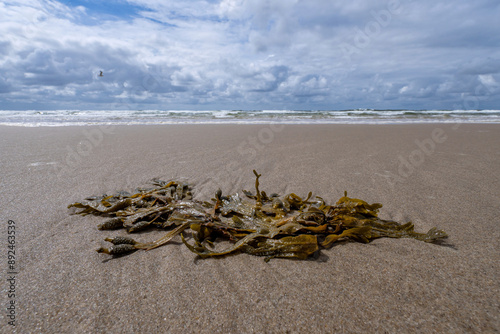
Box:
68;171;448;261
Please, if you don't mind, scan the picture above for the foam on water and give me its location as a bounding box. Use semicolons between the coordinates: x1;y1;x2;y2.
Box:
1;109;500;126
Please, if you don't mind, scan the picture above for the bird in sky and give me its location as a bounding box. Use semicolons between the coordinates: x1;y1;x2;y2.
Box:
99;71;103;77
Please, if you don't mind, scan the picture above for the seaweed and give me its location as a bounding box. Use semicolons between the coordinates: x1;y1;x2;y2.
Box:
68;171;448;261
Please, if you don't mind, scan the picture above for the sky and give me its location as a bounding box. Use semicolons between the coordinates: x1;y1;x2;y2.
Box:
0;0;499;111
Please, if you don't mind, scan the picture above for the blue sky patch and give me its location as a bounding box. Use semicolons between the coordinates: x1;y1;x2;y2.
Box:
60;0;149;22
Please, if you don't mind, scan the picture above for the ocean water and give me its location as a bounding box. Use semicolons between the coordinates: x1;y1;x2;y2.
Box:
1;109;500;126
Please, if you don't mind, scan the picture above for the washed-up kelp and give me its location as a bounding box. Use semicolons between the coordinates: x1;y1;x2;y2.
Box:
68;171;448;261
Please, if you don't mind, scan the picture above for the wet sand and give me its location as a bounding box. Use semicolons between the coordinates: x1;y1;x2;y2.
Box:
1;123;499;333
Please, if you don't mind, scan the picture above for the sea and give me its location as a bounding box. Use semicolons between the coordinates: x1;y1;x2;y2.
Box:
1;109;500;126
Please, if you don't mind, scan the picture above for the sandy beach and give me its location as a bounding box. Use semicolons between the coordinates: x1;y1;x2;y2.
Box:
1;123;499;333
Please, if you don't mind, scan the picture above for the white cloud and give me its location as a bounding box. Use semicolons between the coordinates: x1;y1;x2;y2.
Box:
0;0;500;110
479;74;497;87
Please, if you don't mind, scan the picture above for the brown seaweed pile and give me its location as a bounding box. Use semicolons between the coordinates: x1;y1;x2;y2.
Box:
68;171;448;261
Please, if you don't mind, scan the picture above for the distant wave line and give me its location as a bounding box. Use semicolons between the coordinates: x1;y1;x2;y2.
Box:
1;109;500;126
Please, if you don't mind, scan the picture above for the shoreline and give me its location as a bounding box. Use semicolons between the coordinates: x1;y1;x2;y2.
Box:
2;109;500;127
2;119;500;127
1;123;499;333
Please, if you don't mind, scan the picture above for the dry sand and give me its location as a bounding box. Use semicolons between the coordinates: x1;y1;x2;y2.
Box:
1;124;499;333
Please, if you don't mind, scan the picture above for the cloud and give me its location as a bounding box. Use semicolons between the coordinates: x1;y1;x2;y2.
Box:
0;0;499;110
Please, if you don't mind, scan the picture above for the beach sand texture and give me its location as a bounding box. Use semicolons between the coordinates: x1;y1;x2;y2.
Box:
1;124;499;333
